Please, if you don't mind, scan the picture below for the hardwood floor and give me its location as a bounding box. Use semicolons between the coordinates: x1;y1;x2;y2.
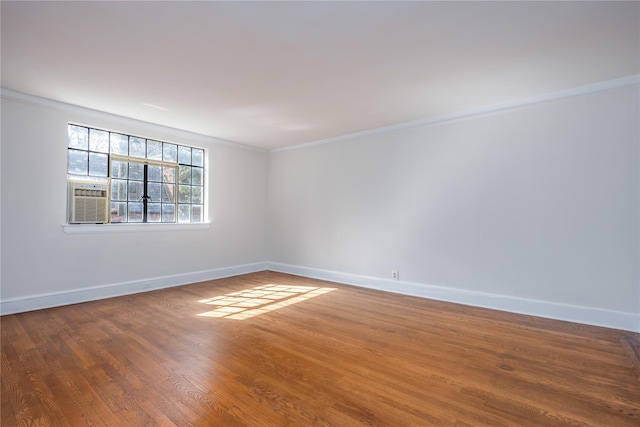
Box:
2;271;639;426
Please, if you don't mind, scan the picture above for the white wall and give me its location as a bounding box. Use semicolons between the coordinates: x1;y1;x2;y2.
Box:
2;84;639;332
1;92;269;311
267;85;640;331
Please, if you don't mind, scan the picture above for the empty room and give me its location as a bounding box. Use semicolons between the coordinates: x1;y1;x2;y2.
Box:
1;1;639;426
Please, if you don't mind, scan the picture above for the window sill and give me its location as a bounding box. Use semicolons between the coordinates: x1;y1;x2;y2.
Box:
63;222;210;234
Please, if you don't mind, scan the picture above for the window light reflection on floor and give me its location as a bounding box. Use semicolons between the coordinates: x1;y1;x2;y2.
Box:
197;284;337;320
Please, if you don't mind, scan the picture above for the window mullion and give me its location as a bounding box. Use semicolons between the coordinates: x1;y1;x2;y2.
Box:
143;164;149;223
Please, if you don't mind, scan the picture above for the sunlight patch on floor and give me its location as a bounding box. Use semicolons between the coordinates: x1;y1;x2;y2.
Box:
197;284;336;320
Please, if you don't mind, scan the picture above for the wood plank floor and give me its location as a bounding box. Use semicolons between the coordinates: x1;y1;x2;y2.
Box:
2;271;639;426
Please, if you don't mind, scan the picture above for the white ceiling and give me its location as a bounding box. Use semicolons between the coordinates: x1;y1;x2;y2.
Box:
2;1;639;150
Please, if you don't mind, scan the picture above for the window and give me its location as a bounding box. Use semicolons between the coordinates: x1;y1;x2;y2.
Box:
67;125;205;224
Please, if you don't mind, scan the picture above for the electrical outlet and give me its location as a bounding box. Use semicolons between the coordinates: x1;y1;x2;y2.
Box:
391;271;399;281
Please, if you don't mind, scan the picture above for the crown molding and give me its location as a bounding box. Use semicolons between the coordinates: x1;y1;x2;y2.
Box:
0;88;267;152
4;74;638;154
272;74;640;153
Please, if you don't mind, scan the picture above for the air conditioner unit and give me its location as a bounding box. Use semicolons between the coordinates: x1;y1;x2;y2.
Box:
68;181;110;224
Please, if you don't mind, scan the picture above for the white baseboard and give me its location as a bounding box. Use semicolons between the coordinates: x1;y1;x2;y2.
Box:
4;261;638;333
0;262;268;315
267;262;640;333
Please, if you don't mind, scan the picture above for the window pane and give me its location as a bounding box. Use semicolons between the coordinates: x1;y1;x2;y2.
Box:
192;149;204;167
192;186;202;204
178;185;191;203
178;205;191;223
110;133;128;155
179;166;191;184
147;182;162;202
148;165;162;182
130;137;146;158
129;162;144;180
147;140;163;160
111;161;128;179
191;205;203;223
163;143;177;162
68;149;88;175
163;167;175;183
162;184;175;203
89;152;108;176
148;203;162;222
68;125;88;149
89;129;109;153
110;202;127;222
128;181;144;201
178;146;191;165
162;204;175;223
128;203;143;222
111;179;127;201
192;167;203;186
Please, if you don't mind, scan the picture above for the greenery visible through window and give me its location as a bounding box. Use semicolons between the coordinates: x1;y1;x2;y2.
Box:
67;124;205;223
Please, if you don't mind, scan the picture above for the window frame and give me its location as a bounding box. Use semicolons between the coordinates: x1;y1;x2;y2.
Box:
66;124;206;226
109;154;180;224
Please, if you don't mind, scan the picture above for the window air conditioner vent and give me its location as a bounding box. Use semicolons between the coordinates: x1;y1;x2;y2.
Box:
69;181;109;224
